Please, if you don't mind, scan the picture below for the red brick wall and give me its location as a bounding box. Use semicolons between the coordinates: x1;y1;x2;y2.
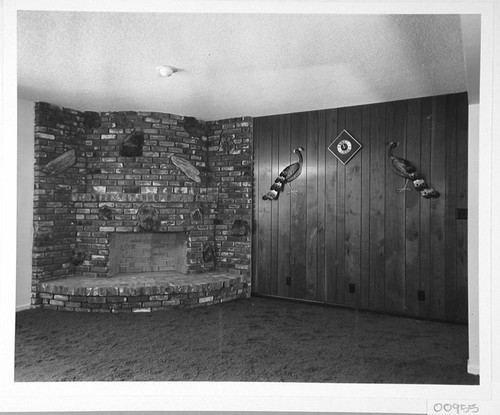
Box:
32;102;87;302
207;118;253;275
72;110;214;277
32;103;253;306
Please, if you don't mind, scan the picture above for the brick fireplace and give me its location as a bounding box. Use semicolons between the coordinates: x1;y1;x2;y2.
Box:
31;102;253;310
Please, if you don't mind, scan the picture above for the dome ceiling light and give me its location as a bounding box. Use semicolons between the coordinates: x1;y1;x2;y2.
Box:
155;65;178;77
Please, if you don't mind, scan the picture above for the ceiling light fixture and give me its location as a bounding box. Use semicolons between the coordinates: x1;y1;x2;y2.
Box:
156;65;177;77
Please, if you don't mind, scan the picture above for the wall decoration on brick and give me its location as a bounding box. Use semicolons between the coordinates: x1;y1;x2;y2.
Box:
219;133;236;154
42;149;77;175
98;205;113;220
71;250;86;266
137;204;161;232
183;116;205;138
190;205;203;221
119;129;144;157
170;155;201;183
33;226;53;244
231;219;250;237
83;111;101;129
202;242;215;263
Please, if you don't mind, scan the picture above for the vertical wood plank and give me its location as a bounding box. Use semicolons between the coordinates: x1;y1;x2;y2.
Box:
384;100;407;314
445;94;458;321
289;112;308;299
256;116;274;295
317;110;327;303
270;115;281;295
252;117;260;294
335;108;347;305
306;111;319;300
430;95;447;320
277;114;292;298
419;97;433;318
455;92;469;323
360;105;371;308
369;103;386;311
344;105;363;307
325;109;338;303
404;98;422;317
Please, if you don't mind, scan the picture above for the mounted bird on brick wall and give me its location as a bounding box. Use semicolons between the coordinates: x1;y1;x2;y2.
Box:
388;141;439;198
263;147;304;200
42;149;76;175
170;155;201;183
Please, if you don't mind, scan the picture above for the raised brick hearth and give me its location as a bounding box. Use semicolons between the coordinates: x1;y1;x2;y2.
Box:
31;102;253;311
36;270;249;312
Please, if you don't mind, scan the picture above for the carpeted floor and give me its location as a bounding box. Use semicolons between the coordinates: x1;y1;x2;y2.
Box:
15;296;479;384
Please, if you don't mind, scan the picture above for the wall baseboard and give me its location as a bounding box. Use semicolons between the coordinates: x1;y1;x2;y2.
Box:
16;303;31;312
467;359;480;375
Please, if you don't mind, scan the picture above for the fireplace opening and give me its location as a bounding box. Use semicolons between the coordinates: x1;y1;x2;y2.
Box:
109;232;188;276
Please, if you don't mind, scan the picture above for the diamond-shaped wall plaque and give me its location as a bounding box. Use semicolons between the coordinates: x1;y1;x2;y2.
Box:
328;129;362;165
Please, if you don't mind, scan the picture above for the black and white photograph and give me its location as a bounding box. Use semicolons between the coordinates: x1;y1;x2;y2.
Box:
1;0;499;414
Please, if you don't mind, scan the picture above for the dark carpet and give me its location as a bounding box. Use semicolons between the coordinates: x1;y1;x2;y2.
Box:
15;296;479;384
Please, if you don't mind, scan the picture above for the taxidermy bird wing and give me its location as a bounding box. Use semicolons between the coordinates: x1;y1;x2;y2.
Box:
388;142;417;179
285;147;304;183
262;147;304;200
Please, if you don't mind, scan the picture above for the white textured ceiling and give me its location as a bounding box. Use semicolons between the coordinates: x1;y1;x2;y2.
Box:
18;12;468;120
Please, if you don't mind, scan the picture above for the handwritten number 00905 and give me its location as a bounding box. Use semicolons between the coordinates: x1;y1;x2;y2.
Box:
433;403;479;413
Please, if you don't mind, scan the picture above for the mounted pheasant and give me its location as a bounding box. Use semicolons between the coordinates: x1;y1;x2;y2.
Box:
263;147;304;201
388;141;439;199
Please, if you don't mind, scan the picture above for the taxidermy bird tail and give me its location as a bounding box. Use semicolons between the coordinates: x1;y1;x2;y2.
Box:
262;176;286;200
411;178;440;198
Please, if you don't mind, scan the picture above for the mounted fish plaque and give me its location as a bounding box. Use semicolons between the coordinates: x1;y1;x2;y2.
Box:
328;129;362;165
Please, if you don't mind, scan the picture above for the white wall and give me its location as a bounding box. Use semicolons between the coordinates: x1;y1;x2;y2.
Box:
16;99;34;311
467;103;479;375
460;13;481;377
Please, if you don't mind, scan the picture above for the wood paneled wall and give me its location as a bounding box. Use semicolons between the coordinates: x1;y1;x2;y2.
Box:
253;93;468;323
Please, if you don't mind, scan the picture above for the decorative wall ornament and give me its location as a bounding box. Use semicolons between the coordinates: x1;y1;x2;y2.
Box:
42;149;77;175
219;133;236;154
83;111;102;129
202;242;215;263
231;219;250;237
70;250;86;266
328;130;362;165
263;147;304;200
137;204;161;231
34;226;53;244
183;116;204;138
190;205;203;221
170;155;201;182
388;141;439;198
120;129;144;157
98;205;113;220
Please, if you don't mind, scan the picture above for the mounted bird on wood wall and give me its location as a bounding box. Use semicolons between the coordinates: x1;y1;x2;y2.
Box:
262;147;304;201
388;141;439;199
